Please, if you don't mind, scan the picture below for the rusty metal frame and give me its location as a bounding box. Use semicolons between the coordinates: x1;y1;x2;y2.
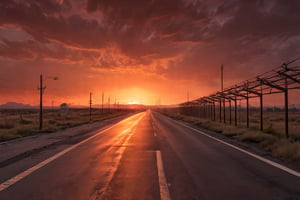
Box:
180;58;300;138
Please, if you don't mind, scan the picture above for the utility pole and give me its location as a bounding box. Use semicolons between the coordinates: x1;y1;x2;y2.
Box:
39;74;46;130
102;92;104;115
38;74;58;130
108;97;110;113
90;92;92;121
187;91;189;102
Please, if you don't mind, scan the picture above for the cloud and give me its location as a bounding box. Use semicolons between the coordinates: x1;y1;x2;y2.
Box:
214;0;300;40
0;38;100;63
1;0;300;85
85;0;210;58
0;36;143;70
0;0;109;49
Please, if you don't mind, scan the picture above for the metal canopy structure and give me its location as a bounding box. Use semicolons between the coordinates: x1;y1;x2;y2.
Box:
180;58;300;138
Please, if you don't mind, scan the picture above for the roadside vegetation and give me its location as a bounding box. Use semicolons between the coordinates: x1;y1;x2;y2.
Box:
160;108;300;162
0;108;137;142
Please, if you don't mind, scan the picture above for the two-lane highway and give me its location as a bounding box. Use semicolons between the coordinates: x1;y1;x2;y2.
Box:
0;110;299;200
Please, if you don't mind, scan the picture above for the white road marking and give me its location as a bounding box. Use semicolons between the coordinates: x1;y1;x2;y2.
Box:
151;121;157;137
156;151;171;200
173;119;300;178
0;113;145;192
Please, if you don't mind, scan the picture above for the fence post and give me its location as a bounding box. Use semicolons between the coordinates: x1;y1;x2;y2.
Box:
229;100;232;124
284;77;289;138
213;102;216;121
219;99;222;122
234;97;237;126
246;82;249;128
223;99;226;123
260;84;263;131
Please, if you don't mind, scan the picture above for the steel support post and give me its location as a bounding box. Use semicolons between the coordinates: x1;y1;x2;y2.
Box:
229;100;232;124
234;98;237;126
223;98;226;123
219;99;222;122
213;102;216;121
260;94;263;131
246;97;249;128
284;78;289;138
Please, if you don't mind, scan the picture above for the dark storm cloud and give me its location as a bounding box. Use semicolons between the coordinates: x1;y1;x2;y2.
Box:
85;0;209;57
87;0;185;22
150;0;300;86
0;39;99;63
85;0;300;63
215;0;300;39
1;0;300;79
0;0;209;66
0;0;109;49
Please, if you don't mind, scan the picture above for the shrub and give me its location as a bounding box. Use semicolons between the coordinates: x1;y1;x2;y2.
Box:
14;127;36;137
48;119;57;125
236;131;276;143
263;124;275;134
19;119;33;125
272;140;300;161
0;122;15;129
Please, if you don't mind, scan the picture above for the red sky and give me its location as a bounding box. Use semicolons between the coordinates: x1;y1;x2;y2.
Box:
0;0;300;106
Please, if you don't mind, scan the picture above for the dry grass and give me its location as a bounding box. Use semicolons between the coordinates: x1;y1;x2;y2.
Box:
236;109;300;140
162;108;300;162
271;140;300;161
0;108;135;142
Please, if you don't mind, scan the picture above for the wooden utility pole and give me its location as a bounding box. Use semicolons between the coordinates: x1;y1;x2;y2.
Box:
39;74;45;130
38;74;58;130
89;92;92;121
102;92;104;115
108;97;110;113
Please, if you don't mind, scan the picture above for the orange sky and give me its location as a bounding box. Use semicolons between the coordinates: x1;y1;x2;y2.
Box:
1;0;300;106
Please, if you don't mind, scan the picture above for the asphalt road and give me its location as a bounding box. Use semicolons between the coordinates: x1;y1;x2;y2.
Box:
0;110;299;200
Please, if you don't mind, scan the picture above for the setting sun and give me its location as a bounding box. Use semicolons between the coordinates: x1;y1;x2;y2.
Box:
127;100;140;105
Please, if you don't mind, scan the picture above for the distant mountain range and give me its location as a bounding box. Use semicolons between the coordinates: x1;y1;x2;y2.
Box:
0;102;115;109
0;102;35;109
0;102;148;109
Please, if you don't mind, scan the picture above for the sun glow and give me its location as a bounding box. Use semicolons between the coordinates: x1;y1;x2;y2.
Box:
127;100;141;105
